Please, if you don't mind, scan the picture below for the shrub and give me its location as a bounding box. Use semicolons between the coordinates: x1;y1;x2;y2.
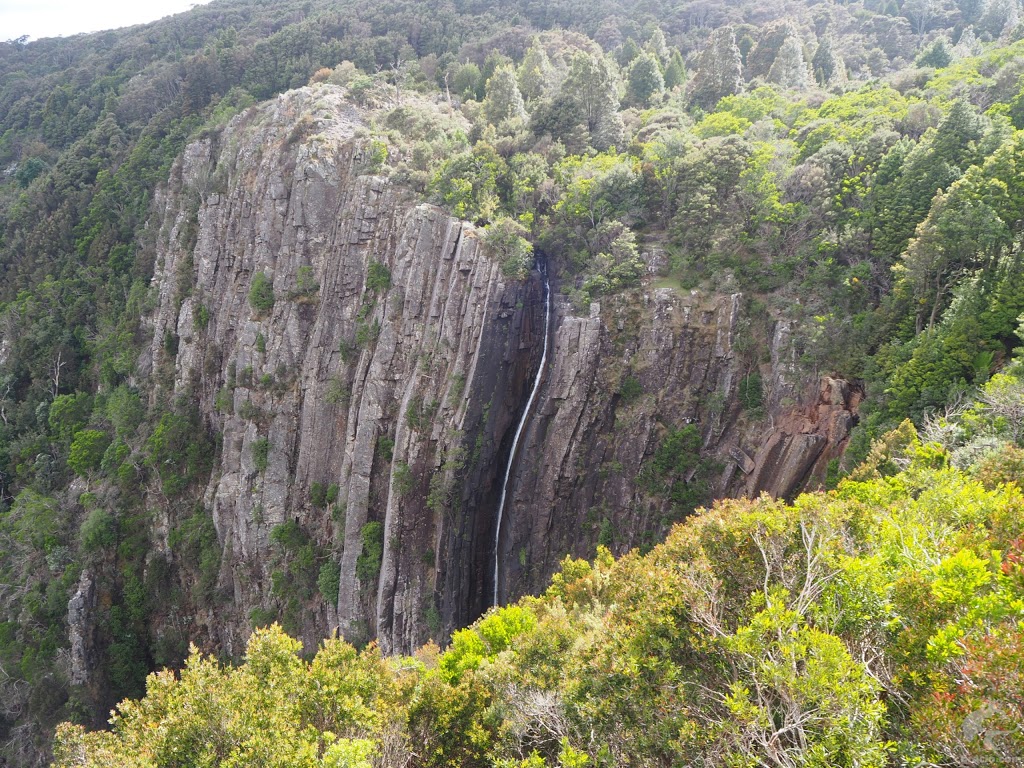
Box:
355;319;380;347
355;522;384;583
324;377;350;405
100;438;131;474
249;271;275;314
193;304;211;330
291;265;319;299
252;438;270;473
80;509;117;553
366;260;391;292
317;561;341;601
738;372;764;412
483;218;533;279
249;607;277;628
168;508;222;605
48;393;92;441
68;429;111;477
393;462;415;497
270;519;309;553
310;482;327;508
618;376;642;403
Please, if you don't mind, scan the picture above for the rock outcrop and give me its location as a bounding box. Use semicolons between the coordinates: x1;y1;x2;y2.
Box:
142;85;859;654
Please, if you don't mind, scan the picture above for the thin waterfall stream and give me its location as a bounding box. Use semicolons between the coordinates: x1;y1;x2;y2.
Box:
493;259;551;606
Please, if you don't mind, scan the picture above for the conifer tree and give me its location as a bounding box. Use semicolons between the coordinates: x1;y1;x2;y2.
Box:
616;38;643;68
625;51;665;108
664;49;687;89
979;0;1020;37
952;26;982;58
518;42;556;103
689;26;743;110
561;50;623;149
915;36;954;68
644;28;671;66
811;34;839;85
745;20;798;80
768;34;810;89
484;63;527;126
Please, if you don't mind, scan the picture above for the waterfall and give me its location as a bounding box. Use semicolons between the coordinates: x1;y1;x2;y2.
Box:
493;260;551;607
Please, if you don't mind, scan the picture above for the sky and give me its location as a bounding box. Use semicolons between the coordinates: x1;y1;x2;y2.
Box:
1;0;212;41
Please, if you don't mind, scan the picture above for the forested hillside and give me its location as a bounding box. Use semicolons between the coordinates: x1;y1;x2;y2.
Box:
2;0;1024;763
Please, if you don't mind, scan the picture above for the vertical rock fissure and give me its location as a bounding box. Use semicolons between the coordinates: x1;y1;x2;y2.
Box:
493;257;551;606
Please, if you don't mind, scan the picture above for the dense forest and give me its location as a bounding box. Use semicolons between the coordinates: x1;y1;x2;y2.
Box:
1;0;1024;763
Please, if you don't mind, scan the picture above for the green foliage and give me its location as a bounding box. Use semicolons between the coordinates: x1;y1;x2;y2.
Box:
79;509;117;554
618;376;642;403
355;521;384;583
690;26;743;109
68;429;111;477
325;484;339;506
738;372;763;411
168;508;222;606
54;626;390;768
304;482;324;508
484;218;534;279
642;425;710;516
483;63;528;127
292;265;320;299
405;395;439;433
271;520;309;552
249;271;276;314
317;561;341;601
916;37;954;68
366;139;388;173
50;428;1024;768
355;318;381;347
430;142;506;223
393;461;415;497
252;438;270;473
625;52;665;108
366;260;391;292
11;3;1024;762
440;604;538;683
48;393;92;441
104;386;144;439
145;407;215;496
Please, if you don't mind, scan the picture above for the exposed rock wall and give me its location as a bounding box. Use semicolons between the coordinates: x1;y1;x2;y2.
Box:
144;87;545;653
499;292;862;598
142;85;859;654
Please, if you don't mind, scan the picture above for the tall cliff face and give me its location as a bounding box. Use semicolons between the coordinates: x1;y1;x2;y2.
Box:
144;86;544;653
142;85;858;654
496;291;861;600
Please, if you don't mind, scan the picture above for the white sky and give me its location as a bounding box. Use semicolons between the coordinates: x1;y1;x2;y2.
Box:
1;0;213;41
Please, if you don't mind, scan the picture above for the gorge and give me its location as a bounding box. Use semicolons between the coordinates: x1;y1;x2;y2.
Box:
493;256;550;608
134;85;859;661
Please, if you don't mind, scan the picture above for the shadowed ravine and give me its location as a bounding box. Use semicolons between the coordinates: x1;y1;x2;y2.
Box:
493;257;552;606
